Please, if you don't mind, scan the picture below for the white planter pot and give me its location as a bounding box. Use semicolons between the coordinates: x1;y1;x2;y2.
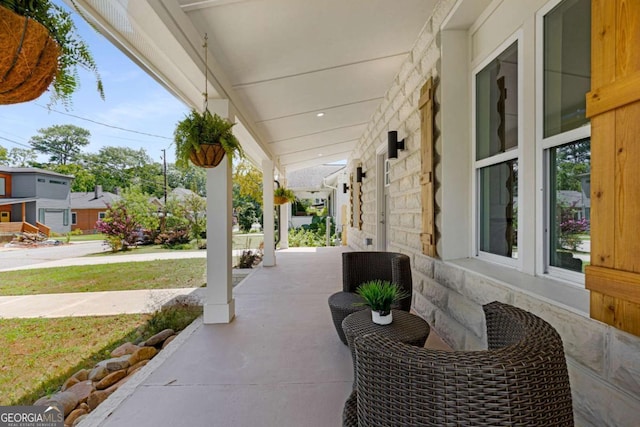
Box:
372;310;392;325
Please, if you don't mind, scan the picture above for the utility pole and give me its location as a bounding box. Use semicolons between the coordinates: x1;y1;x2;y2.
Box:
161;149;168;205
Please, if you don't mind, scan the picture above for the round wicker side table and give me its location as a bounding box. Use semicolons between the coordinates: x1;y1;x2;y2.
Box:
342;309;430;384
328;291;367;344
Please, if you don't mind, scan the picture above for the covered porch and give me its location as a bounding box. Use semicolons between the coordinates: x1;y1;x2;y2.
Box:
58;0;640;424
79;247;448;426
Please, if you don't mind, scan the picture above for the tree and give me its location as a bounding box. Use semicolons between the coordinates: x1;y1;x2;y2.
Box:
556;139;590;191
95;202;139;252
0;145;8;165
233;159;263;203
121;186;160;232
29;125;90;165
167;164;207;197
50;164;96;192
232;159;263;232
82;146;164;196
8;148;37;167
182;192;207;245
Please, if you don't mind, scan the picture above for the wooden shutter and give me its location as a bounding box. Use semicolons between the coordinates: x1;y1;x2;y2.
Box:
349;173;354;228
419;77;436;257
585;0;640;336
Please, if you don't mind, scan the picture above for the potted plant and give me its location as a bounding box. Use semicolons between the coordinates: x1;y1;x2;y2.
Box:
174;109;244;168
0;0;104;107
355;279;409;325
274;187;295;205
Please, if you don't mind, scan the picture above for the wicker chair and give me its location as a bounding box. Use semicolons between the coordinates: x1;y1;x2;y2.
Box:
343;301;574;426
328;251;412;344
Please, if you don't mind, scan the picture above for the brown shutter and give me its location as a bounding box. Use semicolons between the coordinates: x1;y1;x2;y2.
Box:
585;0;640;336
349;173;354;228
419;77;436;257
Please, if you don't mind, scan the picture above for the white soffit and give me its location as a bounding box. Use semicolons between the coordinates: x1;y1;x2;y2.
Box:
73;0;438;171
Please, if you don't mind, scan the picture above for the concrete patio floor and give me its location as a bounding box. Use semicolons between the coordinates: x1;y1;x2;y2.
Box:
81;246;449;427
83;247;353;427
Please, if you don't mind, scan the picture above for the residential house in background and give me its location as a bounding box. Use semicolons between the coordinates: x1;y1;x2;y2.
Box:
285;164;344;228
0;166;73;235
70;186;120;233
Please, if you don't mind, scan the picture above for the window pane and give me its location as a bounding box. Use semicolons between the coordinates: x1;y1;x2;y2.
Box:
549;139;590;272
0;177;5;196
476;42;518;160
479;160;518;258
544;0;591;138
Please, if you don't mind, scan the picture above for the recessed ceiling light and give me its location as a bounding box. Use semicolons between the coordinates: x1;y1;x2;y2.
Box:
318;153;323;157
316;112;325;117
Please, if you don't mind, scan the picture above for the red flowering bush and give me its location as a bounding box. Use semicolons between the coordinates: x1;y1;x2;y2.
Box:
96;202;140;252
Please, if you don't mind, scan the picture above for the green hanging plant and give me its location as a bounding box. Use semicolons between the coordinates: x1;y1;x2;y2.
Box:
0;0;104;107
174;109;244;169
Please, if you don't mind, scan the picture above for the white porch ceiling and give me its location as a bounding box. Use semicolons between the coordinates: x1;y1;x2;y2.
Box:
71;0;437;172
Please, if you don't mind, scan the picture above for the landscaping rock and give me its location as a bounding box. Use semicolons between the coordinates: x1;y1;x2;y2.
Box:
162;335;177;349
144;329;174;347
38;391;78;416
64;381;94;404
105;355;131;372
61;376;79;391
72;414;88;426
87;389;115;410
110;342;139;357
127;359;149;375
72;369;89;382
95;369;127;390
128;346;157;366
65;408;87;427
89;365;109;382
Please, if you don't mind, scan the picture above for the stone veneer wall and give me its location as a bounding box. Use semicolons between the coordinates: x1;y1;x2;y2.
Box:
345;0;640;425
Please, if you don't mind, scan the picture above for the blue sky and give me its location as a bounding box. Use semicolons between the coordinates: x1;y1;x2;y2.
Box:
0;1;189;164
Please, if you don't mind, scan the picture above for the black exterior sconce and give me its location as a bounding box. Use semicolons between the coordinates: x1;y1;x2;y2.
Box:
343;183;350;193
388;130;405;159
356;166;366;183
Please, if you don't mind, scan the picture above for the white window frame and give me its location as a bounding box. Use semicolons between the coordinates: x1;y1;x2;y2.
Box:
472;31;523;269
98;212;106;221
71;211;77;225
535;0;591;287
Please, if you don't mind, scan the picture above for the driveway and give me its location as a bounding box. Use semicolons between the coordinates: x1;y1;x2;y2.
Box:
0;241;108;271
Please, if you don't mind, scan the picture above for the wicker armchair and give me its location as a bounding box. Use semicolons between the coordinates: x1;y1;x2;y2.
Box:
328;251;413;344
343;301;574;426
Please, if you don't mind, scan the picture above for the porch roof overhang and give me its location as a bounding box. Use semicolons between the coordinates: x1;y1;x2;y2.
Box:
65;0;438;173
0;198;37;206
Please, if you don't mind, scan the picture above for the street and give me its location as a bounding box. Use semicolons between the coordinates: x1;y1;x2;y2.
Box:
0;241;108;271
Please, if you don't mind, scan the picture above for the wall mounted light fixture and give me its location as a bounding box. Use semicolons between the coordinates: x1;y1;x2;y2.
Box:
356;166;366;183
388;130;405;159
343;183;350;193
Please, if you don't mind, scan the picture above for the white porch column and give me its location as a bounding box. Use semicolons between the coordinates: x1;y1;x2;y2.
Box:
279;199;289;249
204;100;234;324
262;159;275;266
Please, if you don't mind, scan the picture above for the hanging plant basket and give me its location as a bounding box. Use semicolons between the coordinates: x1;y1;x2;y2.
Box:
188;143;227;168
0;6;60;105
274;196;289;205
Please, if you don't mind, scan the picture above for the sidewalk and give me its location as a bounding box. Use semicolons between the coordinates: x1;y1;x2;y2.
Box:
0;249;256;318
0;287;206;319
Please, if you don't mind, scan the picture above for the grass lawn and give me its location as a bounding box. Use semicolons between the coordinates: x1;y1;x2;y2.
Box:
232;233;264;250
0;304;202;405
0;259;206;296
68;233;106;242
0;314;147;405
87;244;202;257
